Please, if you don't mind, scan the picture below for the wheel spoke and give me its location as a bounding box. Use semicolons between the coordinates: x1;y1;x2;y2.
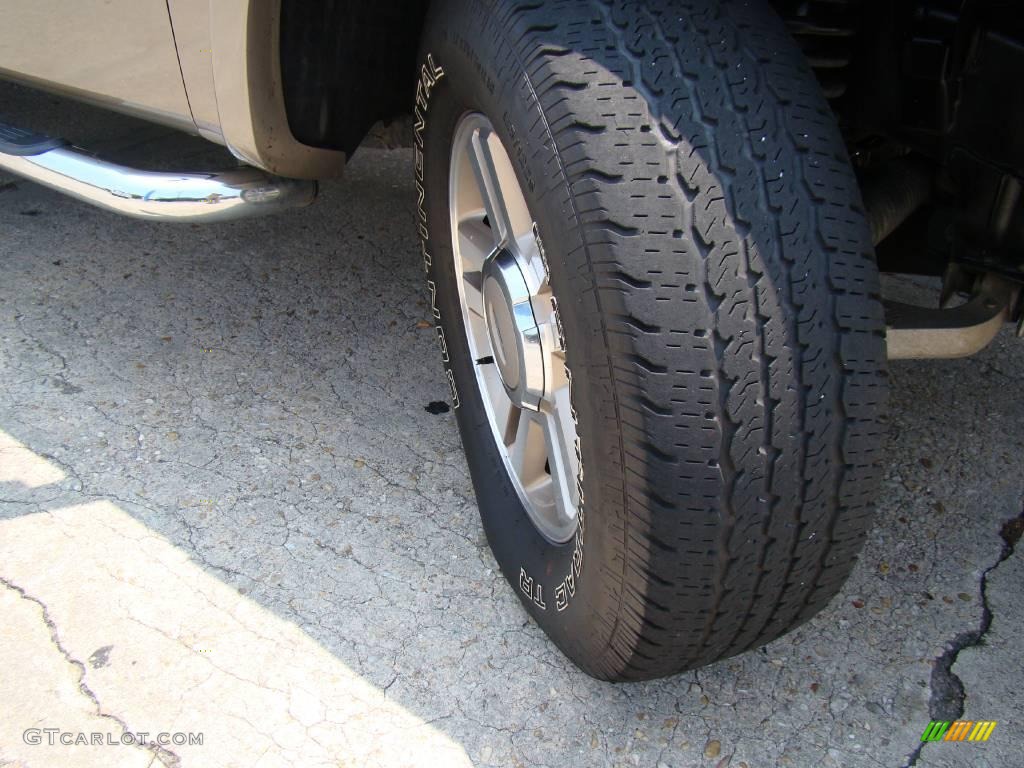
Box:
457;216;493;270
501;401;521;447
480;365;516;443
540;386;578;524
462;269;485;318
507;410;547;487
517;229;550;292
468;128;531;251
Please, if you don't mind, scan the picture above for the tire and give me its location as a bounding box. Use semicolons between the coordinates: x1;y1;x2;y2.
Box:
415;0;889;681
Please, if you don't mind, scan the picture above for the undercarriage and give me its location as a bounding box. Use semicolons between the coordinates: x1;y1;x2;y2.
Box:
779;0;1024;353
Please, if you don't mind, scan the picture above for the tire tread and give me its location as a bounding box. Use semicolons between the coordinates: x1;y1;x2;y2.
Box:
500;0;888;678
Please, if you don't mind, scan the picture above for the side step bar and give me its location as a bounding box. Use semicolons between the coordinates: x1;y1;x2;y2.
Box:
886;274;1018;360
0;122;316;223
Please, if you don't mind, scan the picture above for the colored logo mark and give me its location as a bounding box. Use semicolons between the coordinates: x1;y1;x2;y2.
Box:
921;721;997;742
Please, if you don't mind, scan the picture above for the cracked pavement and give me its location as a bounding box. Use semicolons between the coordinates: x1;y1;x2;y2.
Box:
1;82;1022;768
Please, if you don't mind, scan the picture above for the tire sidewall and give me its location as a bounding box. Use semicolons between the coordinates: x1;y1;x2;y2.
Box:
415;1;625;673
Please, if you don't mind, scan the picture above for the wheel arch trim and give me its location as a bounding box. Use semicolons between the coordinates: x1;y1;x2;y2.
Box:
170;0;347;179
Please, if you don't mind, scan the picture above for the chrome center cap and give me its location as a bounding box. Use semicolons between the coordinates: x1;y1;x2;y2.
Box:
482;249;545;411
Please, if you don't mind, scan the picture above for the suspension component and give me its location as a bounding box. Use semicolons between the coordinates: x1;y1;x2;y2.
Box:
782;0;858;100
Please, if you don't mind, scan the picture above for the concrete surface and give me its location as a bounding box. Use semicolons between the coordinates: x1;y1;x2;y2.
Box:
1;82;1021;768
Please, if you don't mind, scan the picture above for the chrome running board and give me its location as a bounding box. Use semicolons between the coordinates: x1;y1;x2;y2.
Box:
0;122;316;222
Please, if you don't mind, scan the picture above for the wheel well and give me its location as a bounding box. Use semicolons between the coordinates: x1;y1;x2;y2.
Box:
774;0;1024;285
279;0;429;157
280;0;1024;288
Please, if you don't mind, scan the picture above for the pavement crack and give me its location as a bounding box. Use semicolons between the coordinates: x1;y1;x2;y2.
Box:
901;509;1024;768
0;576;182;768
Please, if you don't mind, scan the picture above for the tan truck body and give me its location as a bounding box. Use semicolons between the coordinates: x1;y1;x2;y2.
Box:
0;0;345;179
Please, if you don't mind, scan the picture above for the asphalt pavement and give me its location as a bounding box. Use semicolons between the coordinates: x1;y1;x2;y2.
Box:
1;81;1021;768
